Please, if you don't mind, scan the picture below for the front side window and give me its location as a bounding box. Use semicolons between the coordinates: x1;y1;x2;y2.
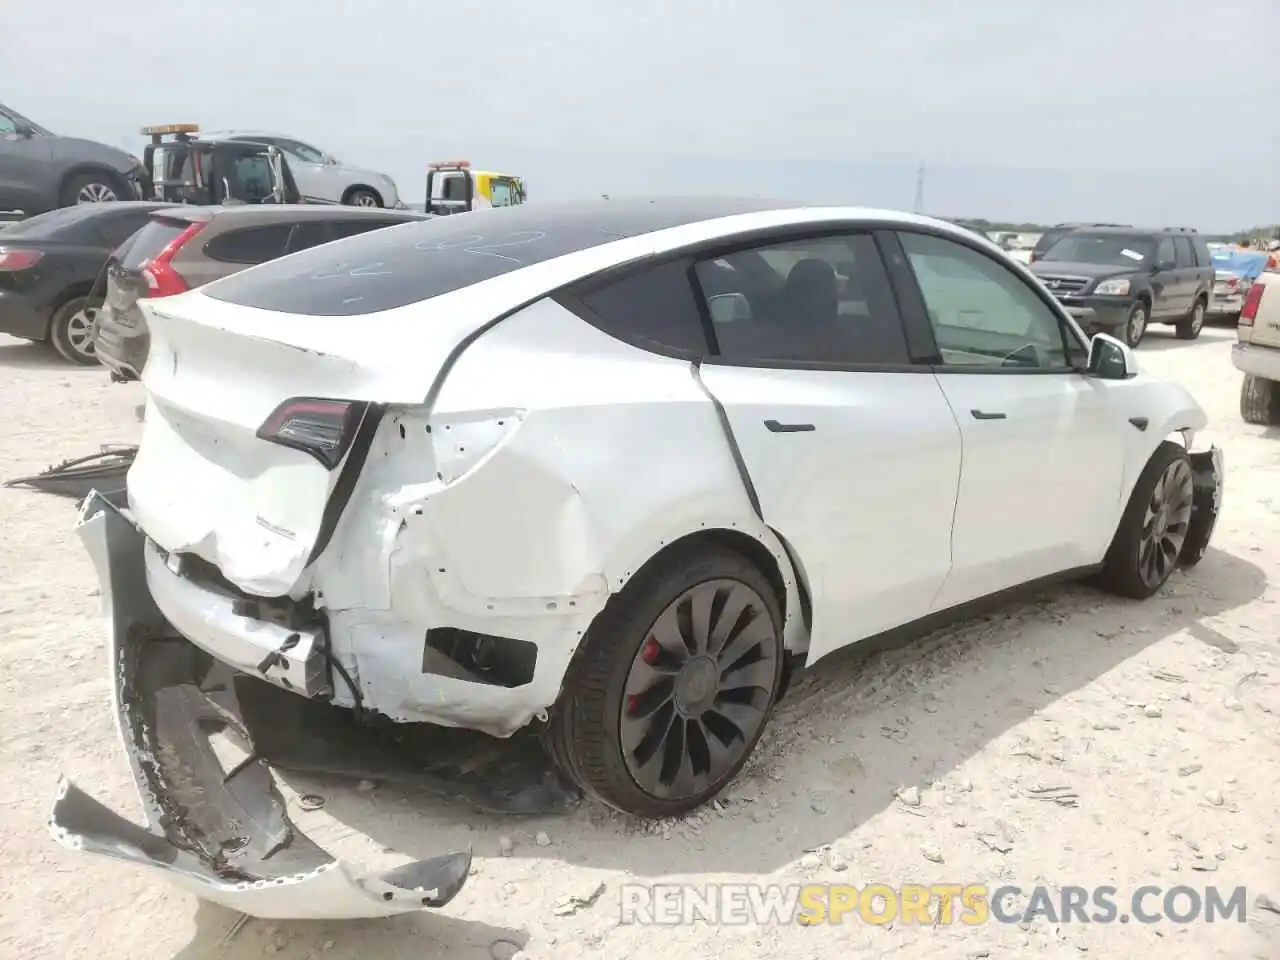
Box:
1156;237;1176;267
692;233;910;365
900;231;1082;370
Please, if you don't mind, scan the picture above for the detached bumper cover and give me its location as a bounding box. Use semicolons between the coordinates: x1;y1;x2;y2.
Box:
48;491;472;920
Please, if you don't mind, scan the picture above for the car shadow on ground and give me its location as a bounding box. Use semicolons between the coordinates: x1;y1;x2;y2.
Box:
0;339;66;370
279;546;1264;883
171;901;528;960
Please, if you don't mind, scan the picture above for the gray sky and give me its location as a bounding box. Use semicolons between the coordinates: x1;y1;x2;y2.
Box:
3;0;1276;230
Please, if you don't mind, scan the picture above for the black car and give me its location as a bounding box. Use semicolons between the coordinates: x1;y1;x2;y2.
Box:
1029;227;1214;347
0;102;149;218
0;202;177;364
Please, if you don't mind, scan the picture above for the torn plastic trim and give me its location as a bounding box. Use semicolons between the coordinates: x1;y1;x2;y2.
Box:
48;491;472;920
1180;445;1223;567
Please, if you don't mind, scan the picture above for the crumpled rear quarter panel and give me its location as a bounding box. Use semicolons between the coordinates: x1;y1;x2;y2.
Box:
308;297;804;732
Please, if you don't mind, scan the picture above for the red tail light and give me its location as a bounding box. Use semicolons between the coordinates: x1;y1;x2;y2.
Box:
0;248;44;271
1239;284;1266;326
140;222;205;297
256;398;370;469
1226;276;1239;289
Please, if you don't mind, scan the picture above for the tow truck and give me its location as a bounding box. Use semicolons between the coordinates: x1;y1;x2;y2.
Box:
424;159;526;215
140;124;304;205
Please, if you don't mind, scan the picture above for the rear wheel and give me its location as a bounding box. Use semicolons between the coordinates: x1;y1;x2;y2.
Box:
48;297;101;366
343;187;382;207
547;542;784;818
1240;374;1280;424
1098;441;1194;599
1175;298;1206;340
1124;301;1150;348
60;173;124;207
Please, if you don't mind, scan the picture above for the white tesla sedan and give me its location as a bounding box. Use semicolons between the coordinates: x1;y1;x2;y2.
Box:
53;197;1223;916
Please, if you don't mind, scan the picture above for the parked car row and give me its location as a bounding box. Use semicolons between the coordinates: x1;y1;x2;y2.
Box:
0;200;428;365
2;102;406;218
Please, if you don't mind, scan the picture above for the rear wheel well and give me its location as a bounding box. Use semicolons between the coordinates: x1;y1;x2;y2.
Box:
619;529;788;626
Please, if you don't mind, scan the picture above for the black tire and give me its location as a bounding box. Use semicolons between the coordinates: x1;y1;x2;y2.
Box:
343;187;383;207
546;541;784;818
48;296;101;366
1240;374;1280;425
59;172;125;207
1097;440;1193;600
1124;300;1150;348
1175;297;1206;340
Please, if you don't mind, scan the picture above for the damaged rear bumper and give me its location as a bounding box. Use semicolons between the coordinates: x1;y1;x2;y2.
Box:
48;491;473;920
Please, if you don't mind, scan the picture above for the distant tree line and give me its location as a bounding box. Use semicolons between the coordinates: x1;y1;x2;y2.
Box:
951;217;1280;244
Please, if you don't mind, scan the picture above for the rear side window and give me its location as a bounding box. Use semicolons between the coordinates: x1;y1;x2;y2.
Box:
94;211;156;249
204;224;293;265
120;218;193;269
327;217;409;240
572;259;710;356
1173;236;1194;267
286;221;335;254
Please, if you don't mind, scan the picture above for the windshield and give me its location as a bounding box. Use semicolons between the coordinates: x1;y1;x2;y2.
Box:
1042;233;1154;266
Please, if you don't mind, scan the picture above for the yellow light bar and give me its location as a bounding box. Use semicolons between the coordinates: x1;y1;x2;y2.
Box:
141;123;200;136
429;159;471;170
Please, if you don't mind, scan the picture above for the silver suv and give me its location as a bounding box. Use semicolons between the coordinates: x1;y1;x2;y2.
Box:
93;204;428;379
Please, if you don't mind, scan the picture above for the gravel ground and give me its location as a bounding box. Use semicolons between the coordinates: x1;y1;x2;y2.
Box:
0;325;1276;960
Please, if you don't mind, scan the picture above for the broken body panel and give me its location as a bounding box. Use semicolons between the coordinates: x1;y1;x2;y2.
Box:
50;493;473;919
130;289;806;736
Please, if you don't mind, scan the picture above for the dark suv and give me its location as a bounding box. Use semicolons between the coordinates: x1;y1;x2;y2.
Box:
0;102;147;217
94;204;429;379
1029;227;1214;347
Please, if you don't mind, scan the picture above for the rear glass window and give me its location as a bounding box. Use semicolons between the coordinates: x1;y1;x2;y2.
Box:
120;218;192;269
201;198;801;316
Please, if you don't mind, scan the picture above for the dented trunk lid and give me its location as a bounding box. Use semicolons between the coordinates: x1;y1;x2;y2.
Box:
129;291;476;597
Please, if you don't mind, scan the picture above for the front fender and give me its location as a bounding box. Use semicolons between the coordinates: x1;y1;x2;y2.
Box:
1119;380;1209;505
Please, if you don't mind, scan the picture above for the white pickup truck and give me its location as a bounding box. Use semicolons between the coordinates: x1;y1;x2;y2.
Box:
1232;270;1280;422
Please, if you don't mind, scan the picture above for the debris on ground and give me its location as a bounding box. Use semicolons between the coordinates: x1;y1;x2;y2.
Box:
552;881;606;917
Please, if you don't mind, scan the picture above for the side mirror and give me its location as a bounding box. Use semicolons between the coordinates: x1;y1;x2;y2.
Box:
1156;260;1176;272
12;121;36;139
707;292;753;325
1087;333;1137;380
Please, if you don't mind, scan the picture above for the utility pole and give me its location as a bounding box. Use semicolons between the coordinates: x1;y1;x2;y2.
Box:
913;160;926;214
